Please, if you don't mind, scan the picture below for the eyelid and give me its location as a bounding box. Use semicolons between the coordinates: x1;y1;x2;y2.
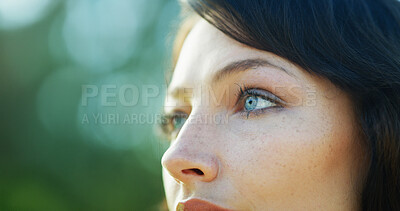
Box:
243;89;283;104
233;84;287;118
235;85;286;106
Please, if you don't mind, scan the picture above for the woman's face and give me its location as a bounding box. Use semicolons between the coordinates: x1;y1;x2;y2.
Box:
162;19;366;210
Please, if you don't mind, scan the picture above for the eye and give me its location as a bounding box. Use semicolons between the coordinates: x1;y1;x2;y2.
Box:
160;111;188;140
235;84;284;117
171;113;187;132
244;95;276;111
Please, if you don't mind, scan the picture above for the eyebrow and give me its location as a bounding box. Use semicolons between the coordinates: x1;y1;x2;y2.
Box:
167;58;295;99
211;58;294;84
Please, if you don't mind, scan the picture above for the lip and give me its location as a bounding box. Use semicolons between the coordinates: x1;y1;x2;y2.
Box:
177;198;233;211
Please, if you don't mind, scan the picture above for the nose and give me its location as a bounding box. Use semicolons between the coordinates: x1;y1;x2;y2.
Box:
162;148;219;184
161;114;220;184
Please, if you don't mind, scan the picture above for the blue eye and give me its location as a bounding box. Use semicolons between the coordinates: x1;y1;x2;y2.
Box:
244;95;276;111
172;114;187;132
160;112;188;140
235;84;283;117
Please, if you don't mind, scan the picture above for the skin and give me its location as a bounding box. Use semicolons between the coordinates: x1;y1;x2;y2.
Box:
161;19;366;211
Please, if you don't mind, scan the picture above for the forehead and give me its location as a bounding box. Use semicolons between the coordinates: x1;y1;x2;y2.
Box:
169;20;229;89
169;19;293;90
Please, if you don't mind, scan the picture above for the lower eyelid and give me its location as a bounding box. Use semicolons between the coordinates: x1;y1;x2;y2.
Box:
238;106;284;118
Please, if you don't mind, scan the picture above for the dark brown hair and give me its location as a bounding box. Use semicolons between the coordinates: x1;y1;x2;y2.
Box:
182;0;400;210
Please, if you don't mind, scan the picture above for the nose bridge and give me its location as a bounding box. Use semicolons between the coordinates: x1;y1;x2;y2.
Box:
178;105;217;144
161;109;220;184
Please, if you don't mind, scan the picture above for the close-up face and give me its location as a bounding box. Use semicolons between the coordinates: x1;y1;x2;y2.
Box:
161;19;366;210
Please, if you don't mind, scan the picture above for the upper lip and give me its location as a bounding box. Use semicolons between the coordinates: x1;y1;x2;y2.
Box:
177;198;233;211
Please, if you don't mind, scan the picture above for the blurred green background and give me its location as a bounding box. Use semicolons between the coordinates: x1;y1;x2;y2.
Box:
0;0;180;210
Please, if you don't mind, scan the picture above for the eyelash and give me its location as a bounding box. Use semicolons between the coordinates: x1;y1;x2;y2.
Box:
234;83;283;118
160;84;284;140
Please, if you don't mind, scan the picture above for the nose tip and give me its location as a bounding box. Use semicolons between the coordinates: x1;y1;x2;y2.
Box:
161;151;219;184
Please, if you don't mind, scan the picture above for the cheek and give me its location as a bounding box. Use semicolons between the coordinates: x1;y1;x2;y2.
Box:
223;108;356;202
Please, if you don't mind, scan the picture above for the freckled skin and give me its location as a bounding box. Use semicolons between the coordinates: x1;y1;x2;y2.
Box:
162;19;366;211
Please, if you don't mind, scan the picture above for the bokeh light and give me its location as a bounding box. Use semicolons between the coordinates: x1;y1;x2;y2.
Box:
0;0;56;30
0;0;179;210
63;0;147;72
76;71;164;150
36;67;88;136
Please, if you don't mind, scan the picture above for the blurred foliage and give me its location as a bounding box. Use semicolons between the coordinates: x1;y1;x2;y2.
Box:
0;0;179;210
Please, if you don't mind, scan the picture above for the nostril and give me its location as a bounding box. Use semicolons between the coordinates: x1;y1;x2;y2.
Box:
182;168;204;176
